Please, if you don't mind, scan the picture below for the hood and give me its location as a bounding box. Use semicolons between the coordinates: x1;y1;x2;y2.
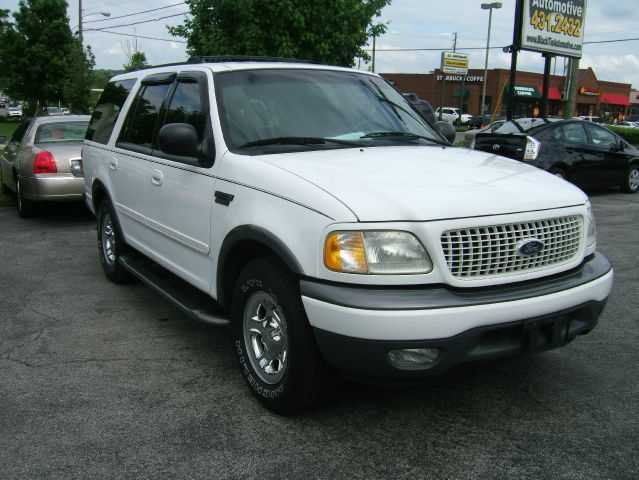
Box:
264;145;587;221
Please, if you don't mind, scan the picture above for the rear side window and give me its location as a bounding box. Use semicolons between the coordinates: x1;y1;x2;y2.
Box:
86;79;135;144
120;83;172;148
10;120;30;144
558;123;587;144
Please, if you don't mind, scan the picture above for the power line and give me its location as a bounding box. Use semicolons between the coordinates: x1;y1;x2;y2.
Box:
91;29;187;44
584;37;639;45
83;2;186;24
85;12;189;31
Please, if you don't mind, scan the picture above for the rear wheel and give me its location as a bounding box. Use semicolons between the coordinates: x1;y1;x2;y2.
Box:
622;165;639;193
549;167;567;181
232;257;336;414
97;198;132;283
16;179;35;218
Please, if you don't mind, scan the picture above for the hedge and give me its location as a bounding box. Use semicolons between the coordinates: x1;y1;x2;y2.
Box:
608;126;639;146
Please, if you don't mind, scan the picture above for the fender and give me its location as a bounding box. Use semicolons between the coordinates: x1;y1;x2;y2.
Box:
216;225;304;307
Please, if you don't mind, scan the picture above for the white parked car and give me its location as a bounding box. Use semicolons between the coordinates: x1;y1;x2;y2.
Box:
435;106;471;125
82;59;613;413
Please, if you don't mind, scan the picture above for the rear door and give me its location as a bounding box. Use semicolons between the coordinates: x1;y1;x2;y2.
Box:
1;120;31;191
113;73;174;250
553;122;600;185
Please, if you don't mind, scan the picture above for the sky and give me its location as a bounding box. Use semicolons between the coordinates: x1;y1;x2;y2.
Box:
1;0;638;88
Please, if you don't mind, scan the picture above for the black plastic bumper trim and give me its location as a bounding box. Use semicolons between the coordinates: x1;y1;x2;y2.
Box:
300;252;611;311
313;300;606;382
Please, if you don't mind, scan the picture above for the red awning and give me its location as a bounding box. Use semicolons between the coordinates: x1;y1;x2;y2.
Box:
600;92;631;106
548;87;562;100
537;86;562;100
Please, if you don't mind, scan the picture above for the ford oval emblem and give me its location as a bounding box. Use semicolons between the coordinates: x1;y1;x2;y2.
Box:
492;144;501;151
517;239;545;256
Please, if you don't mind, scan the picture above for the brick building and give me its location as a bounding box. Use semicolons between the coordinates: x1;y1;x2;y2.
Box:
382;67;632;121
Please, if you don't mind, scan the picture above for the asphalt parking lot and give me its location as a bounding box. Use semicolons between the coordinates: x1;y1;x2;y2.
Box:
0;191;637;480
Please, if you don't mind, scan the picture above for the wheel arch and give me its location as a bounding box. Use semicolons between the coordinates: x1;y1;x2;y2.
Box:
216;225;304;311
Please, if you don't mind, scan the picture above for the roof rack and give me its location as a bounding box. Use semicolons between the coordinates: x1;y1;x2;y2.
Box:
187;55;319;64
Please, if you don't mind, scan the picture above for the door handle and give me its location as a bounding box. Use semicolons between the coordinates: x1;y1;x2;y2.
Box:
151;169;163;186
109;158;118;170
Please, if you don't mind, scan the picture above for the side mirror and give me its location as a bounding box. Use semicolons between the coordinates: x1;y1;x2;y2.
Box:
435;121;456;144
0;135;6;145
158;123;200;159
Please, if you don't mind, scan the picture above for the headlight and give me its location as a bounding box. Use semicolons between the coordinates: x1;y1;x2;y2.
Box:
324;231;433;274
586;201;597;249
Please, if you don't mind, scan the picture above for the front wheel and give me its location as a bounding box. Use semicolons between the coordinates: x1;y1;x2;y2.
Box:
622;165;639;193
97;199;132;283
232;258;336;414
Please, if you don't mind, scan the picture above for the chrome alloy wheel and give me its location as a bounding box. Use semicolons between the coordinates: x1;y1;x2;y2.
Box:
629;167;639;192
101;212;116;266
243;291;288;384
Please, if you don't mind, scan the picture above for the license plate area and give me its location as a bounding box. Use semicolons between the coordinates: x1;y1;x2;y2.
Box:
522;315;570;353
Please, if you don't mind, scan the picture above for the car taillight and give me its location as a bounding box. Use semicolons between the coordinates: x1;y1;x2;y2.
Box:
523;136;541;162
33;151;57;174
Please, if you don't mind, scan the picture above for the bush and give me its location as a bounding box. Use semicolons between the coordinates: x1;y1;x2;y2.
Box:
609;126;639;146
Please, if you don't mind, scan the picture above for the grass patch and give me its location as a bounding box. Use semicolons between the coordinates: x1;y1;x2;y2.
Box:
0;121;20;141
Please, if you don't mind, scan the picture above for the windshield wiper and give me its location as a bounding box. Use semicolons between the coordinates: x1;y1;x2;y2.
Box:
360;131;444;144
239;136;358;149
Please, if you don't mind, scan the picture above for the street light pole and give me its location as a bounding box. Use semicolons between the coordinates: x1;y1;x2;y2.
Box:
480;2;502;116
78;0;110;46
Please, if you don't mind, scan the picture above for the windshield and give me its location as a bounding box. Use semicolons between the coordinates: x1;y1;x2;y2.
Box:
215;68;443;152
35;121;89;143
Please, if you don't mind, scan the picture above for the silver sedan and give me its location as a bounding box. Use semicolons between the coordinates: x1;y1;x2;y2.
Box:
0;115;90;217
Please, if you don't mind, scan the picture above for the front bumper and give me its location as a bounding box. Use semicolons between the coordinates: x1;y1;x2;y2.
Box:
20;175;84;202
301;253;613;381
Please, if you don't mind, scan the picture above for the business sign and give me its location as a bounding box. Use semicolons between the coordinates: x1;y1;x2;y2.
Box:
579;86;600;96
520;0;587;58
441;52;469;75
436;75;484;82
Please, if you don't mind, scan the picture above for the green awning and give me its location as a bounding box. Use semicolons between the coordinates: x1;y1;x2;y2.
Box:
506;84;541;98
452;88;469;99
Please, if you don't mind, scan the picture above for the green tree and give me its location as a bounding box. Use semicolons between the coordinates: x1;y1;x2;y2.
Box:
0;0;93;114
123;51;149;72
168;0;391;67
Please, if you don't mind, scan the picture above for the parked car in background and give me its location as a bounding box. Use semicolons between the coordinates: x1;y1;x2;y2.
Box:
0;115;91;217
60;107;70;115
8;106;22;120
43;106;64;116
579;115;604;123
615;121;638;128
403;93;436;124
472;118;639;193
464;119;506;147
435;107;471;125
467;115;505;129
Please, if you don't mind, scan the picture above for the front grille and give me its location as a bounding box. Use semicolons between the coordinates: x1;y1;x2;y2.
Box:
441;215;583;279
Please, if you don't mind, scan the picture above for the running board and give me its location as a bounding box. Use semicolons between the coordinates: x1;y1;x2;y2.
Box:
119;254;230;327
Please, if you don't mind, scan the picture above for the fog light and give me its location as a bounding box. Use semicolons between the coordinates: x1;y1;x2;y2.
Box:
387;348;439;370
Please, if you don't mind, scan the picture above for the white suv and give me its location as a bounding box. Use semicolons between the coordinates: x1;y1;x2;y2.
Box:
436;107;471;125
83;58;613;413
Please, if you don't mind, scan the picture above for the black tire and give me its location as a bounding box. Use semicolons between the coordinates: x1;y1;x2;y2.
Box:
232;257;336;414
96;198;133;283
16;179;35;218
621;164;639;194
549;167;567;181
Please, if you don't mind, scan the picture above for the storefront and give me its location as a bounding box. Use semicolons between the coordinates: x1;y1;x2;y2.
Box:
382;67;632;120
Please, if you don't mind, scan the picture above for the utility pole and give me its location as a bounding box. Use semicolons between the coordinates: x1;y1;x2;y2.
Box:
563;57;580;119
78;0;82;44
372;34;376;73
452;32;457;52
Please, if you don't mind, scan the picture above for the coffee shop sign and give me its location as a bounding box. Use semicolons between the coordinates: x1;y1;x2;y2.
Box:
436;75;485;82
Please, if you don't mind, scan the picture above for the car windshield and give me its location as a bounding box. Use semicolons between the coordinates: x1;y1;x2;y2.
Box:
35;121;89;143
215;68;444;152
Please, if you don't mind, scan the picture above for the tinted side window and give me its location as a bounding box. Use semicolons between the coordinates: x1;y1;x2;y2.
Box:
86;79;135;144
120;83;171;148
164;81;205;141
584;123;617;148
